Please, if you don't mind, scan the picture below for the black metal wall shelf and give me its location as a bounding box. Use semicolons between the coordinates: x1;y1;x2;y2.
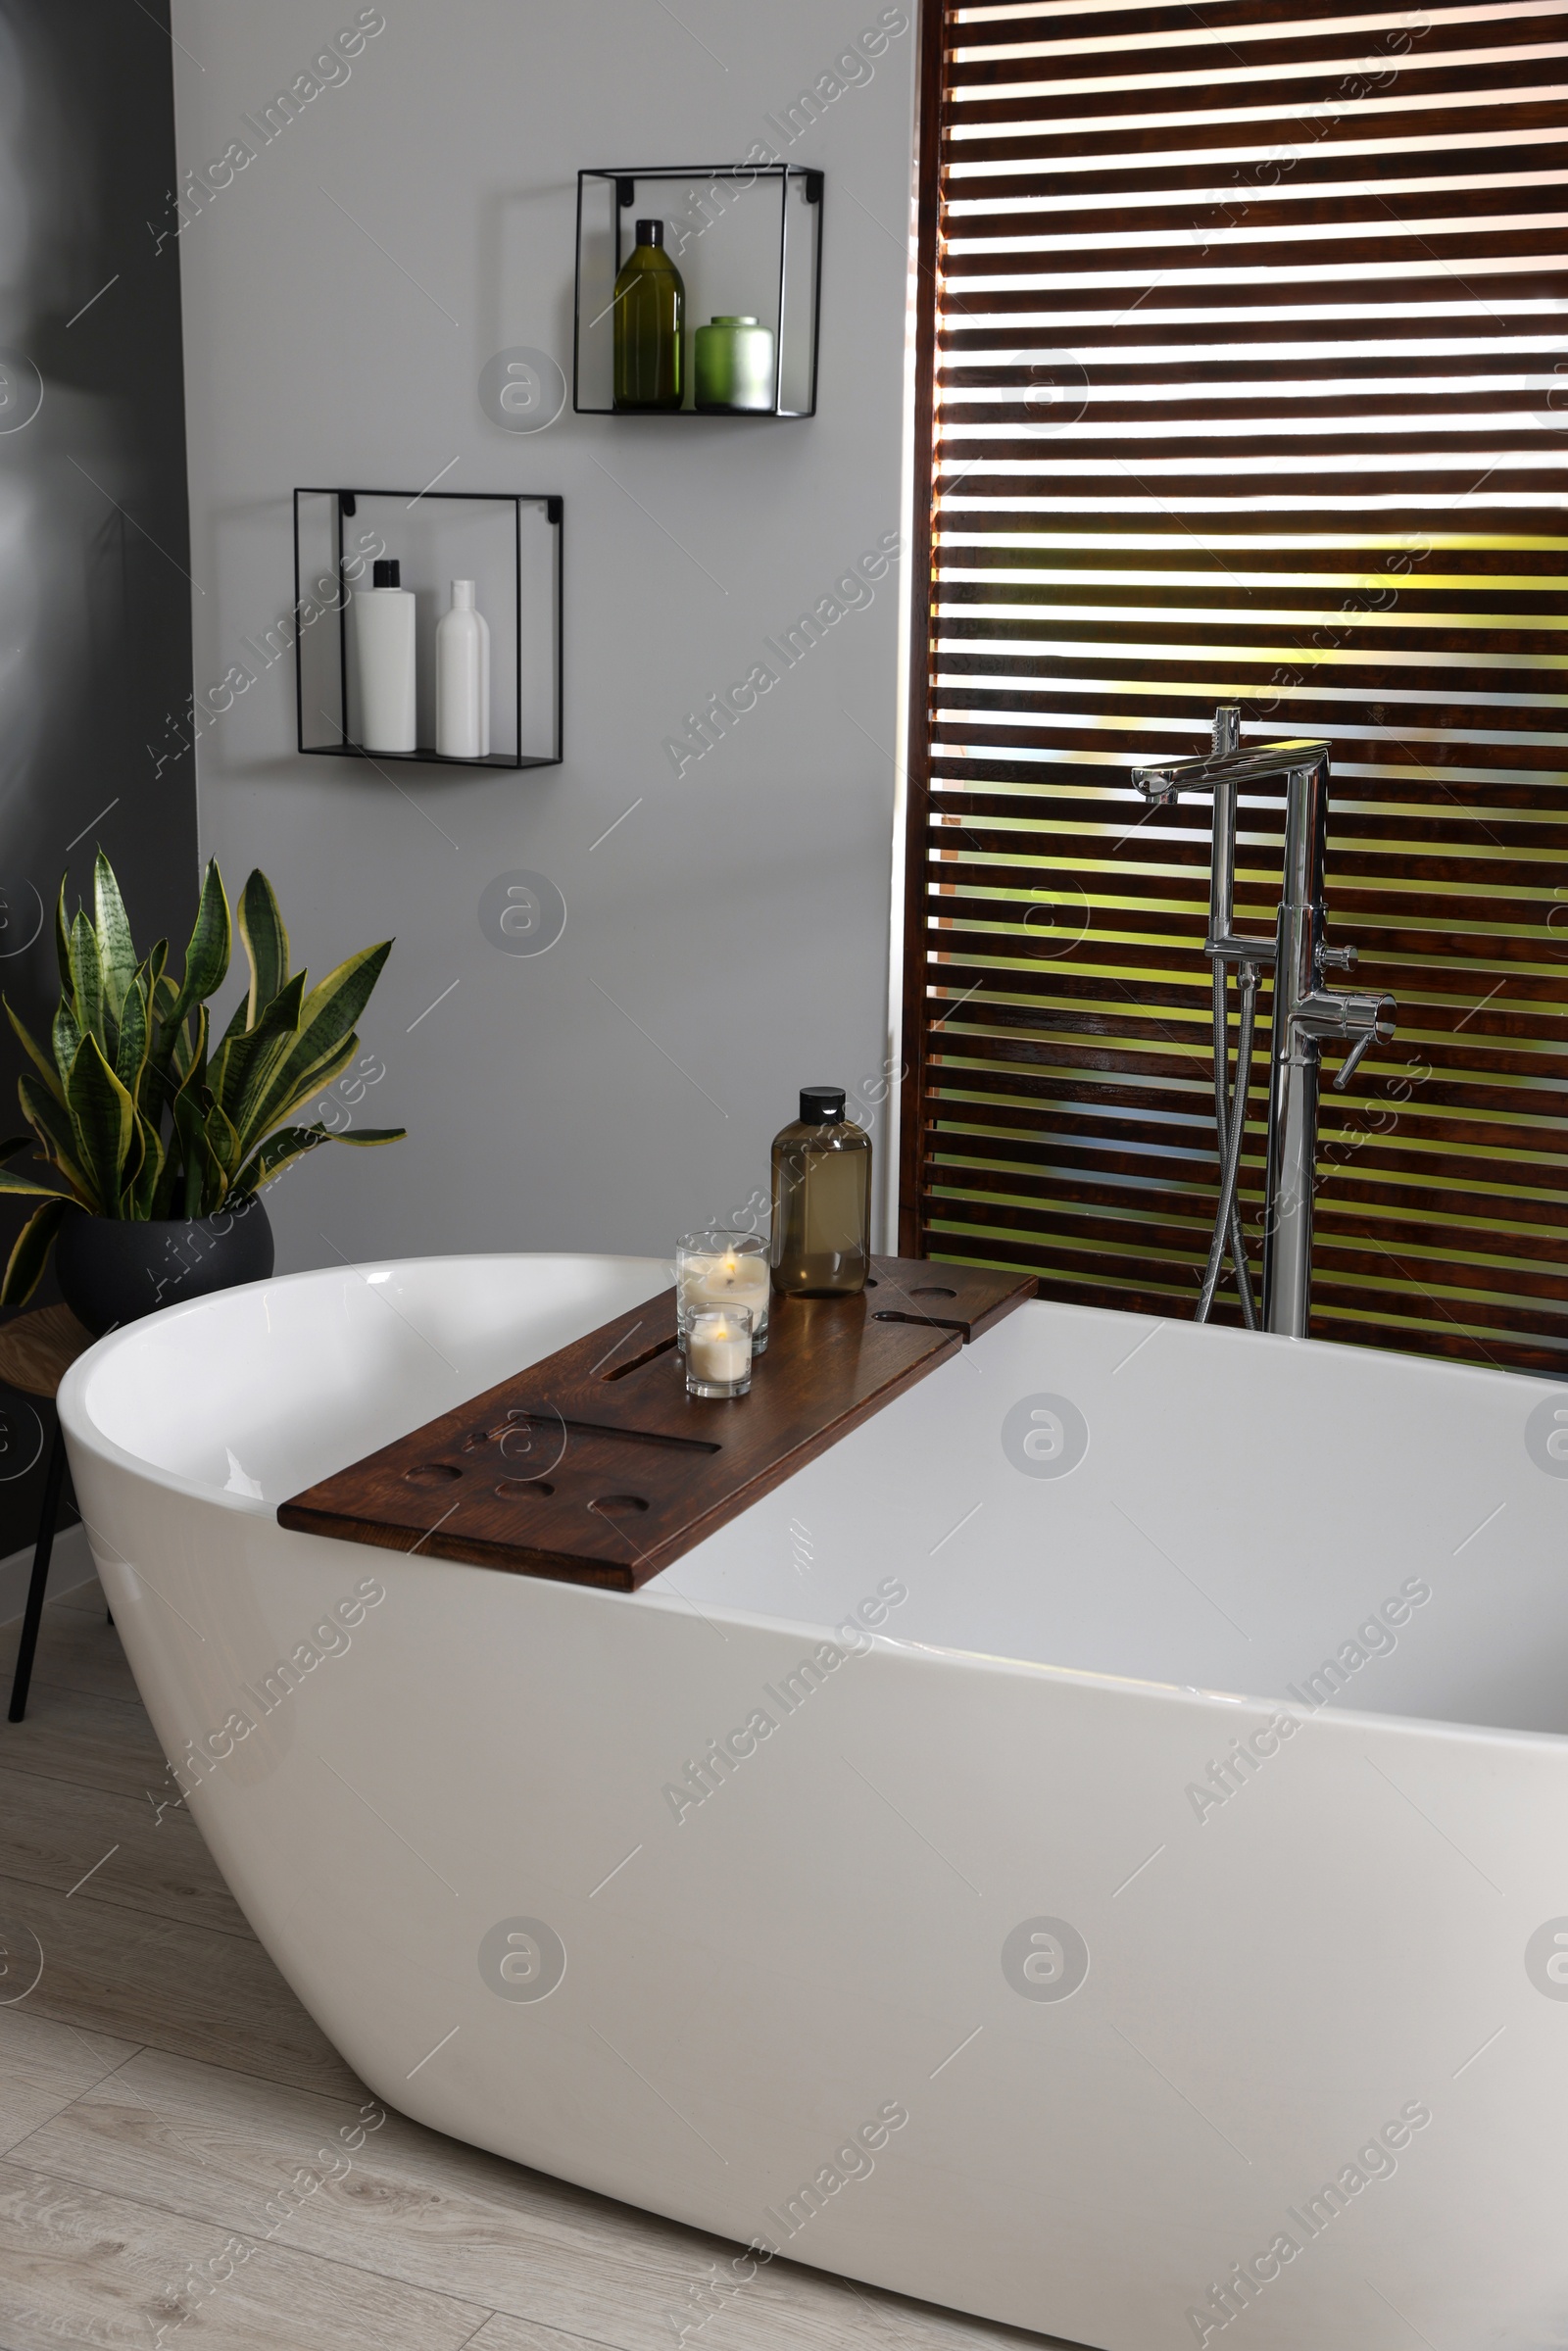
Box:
574;166;822;418
293;487;564;769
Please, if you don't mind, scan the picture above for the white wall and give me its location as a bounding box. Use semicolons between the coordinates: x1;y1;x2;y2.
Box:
170;0;916;1271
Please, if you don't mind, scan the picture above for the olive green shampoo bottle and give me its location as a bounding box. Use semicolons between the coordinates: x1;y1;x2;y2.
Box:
612;218;684;411
770;1087;872;1298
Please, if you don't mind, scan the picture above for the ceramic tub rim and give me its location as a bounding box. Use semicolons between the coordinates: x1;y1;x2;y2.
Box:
54;1249;1568;1759
54;1249;673;1521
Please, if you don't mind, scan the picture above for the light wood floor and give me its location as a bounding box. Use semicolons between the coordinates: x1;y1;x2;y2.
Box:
0;1580;1067;2351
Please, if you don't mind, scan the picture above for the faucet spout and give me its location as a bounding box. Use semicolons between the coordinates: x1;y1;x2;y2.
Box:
1132;737;1332;807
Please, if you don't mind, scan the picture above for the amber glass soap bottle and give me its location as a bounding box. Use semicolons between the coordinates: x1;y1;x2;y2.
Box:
770;1087;872;1298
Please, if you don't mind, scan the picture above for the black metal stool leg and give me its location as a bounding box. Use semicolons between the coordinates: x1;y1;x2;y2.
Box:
8;1420;67;1725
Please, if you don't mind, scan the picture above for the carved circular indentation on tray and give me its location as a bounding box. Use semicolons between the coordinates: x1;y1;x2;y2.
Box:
911;1285;958;1298
495;1478;555;1499
462;1432;493;1452
405;1463;463;1487
589;1494;650;1519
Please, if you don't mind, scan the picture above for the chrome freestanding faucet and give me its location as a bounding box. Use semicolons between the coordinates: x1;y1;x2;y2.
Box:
1131;709;1396;1340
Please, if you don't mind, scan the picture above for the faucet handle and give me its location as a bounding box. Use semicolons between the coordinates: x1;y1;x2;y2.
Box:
1330;994;1396;1089
1333;1032;1377;1091
1319;943;1357;974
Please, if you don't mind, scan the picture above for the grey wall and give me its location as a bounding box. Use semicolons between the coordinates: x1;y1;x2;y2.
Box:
169;0;917;1274
0;0;199;1557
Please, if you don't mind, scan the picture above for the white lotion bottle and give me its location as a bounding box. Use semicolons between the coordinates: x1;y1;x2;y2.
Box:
436;579;490;759
353;558;416;753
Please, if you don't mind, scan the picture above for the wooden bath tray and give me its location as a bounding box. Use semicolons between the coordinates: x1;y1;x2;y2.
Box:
277;1257;1033;1592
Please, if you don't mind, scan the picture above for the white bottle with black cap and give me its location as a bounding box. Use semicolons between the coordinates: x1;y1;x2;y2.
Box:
353;556;416;754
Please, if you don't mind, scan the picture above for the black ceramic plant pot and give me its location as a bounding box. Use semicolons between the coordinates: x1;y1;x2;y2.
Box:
54;1198;274;1337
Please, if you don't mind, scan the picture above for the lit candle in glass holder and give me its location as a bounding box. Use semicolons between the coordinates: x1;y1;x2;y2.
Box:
686;1303;753;1398
676;1230;769;1352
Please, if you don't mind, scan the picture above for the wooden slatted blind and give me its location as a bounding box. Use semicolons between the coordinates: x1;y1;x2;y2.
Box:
900;0;1568;1368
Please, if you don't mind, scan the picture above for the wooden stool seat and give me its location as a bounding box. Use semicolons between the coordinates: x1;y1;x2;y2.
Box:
2;1303;96;1723
0;1303;95;1399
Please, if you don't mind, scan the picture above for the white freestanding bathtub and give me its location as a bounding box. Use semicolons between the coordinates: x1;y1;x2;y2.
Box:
57;1253;1568;2351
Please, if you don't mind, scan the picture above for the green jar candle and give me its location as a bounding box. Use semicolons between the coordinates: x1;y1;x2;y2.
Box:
693;316;775;414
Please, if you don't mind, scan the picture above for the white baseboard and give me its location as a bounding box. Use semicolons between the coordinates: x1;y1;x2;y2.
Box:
0;1521;97;1627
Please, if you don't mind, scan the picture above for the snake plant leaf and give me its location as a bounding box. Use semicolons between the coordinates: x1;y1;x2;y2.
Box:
68;909;105;1048
114;976;149;1096
5;997;65;1106
0;1137;33;1163
167;999;208;1093
19;1073;96;1206
240;1042;358;1151
0;1165;73;1198
214;992;250;1053
117;1106;145;1205
223;1033;362;1166
135;944;170;1067
93;853;137;1021
170;1020;210;1120
169;858;231;1023
212;970;306;1138
148;973;181;1092
256;1032;358;1128
231;1119;406;1200
172;1084;215;1216
53;877;72;994
51;997;81;1088
125;1111;165;1220
1;1195;74;1310
238;869;290;1027
230;1122;329;1195
203;1098;243;1181
65;1032;136;1216
241;942;392;1143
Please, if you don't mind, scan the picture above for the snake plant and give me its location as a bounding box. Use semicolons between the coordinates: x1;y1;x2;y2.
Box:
0;853;404;1305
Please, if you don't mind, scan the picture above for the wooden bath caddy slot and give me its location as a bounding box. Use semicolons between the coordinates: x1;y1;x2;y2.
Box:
277;1257;1032;1592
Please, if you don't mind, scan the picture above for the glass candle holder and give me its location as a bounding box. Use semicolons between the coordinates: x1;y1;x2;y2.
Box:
677;1230;770;1353
686;1303;753;1398
694;316;776;414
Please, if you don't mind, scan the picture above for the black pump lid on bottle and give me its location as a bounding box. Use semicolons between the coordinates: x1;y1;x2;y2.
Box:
372;559;401;588
800;1086;847;1124
634;218;664;247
